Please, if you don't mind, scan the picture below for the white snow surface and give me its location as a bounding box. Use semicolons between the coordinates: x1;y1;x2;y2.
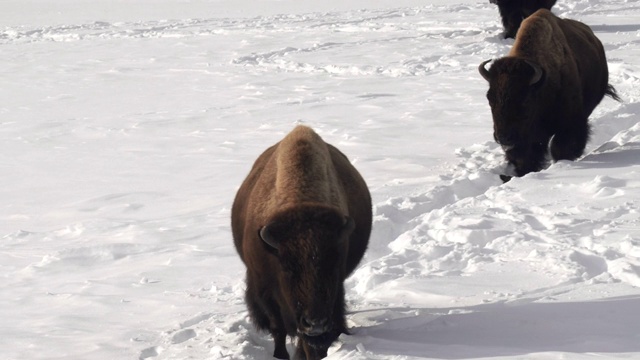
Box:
2;0;640;359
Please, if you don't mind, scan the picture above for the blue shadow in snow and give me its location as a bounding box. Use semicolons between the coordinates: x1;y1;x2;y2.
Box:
347;295;640;359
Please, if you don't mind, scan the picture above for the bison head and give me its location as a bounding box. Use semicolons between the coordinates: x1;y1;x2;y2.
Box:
479;58;544;149
259;205;355;342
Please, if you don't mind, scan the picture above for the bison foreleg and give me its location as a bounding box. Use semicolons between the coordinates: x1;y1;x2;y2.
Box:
272;330;290;359
550;122;590;162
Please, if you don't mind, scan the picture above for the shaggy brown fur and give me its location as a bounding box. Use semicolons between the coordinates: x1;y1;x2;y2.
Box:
490;0;557;39
479;9;620;180
231;125;372;360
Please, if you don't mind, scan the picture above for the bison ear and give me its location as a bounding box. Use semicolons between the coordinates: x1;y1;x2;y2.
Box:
259;225;279;250
524;60;544;86
478;59;492;82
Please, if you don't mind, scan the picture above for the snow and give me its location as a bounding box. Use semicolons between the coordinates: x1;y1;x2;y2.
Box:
1;0;639;359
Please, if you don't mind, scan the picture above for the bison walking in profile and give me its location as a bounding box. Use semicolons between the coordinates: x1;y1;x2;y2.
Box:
490;0;557;39
479;9;620;181
231;125;372;359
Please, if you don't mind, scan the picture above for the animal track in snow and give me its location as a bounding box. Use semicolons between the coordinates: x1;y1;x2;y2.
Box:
170;329;197;344
139;346;162;359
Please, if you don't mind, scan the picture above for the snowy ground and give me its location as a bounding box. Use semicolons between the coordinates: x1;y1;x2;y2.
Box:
1;0;639;359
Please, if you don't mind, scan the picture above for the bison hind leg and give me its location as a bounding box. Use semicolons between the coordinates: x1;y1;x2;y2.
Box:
500;174;513;183
503;15;522;39
550;122;590;162
496;1;524;39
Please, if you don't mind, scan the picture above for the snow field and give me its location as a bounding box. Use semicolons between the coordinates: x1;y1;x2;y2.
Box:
1;0;639;359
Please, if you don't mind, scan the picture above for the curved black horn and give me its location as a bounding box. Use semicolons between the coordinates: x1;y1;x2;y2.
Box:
478;59;492;82
343;216;355;233
525;59;543;85
259;225;278;249
338;216;356;244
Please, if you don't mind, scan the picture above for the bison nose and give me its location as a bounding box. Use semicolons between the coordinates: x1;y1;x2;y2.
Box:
299;316;328;337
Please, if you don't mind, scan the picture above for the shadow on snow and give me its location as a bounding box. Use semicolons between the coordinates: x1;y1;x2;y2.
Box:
348;295;640;358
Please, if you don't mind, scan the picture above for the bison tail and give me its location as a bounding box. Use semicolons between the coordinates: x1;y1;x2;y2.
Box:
606;84;622;103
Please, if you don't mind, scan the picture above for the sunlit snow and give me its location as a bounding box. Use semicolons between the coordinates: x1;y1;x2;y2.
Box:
1;0;639;359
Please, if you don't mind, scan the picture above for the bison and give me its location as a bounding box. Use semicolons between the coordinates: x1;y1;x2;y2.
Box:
231;125;372;359
479;9;620;181
490;0;557;39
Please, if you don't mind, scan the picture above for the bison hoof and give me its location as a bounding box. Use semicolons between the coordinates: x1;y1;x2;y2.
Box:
500;174;513;183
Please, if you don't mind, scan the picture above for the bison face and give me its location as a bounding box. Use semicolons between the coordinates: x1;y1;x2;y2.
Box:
479;58;544;148
259;206;355;339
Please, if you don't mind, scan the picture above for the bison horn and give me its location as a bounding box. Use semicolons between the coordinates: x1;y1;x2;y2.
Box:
339;216;356;242
525;60;543;85
478;59;492;82
343;216;355;232
259;225;278;249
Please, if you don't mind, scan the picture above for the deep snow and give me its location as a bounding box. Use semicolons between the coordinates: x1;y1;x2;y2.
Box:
1;0;639;359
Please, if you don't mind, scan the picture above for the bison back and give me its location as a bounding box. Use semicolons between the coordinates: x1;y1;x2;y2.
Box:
327;144;372;276
557;17;611;114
